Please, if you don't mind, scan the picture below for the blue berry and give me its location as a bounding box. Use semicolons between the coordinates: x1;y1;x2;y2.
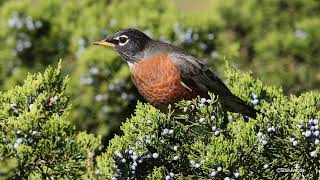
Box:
152;153;159;159
200;98;207;104
262;140;268;145
310;151;317;157
14;138;24;149
210;51;219;58
16;138;23;144
183;107;188;112
309;119;314;124
115;151;123;158
199;118;205;124
27;137;33;143
234;172;240;178
50;96;59;103
89;67;99;75
128;149;134;155
132;155;138;161
251;99;259;105
194;163;200;168
214;130;220;136
190;160;195;166
252;93;258;99
295;29;307;39
267;126;276;132
29;104;34;110
132;162;137;167
210;171;217;177
212;126;217;131
173;146;178;151
257;132;263;138
163;128;169;135
267;127;272;132
95;169;100;175
207;33;214;40
305;130;312;137
29;96;34;104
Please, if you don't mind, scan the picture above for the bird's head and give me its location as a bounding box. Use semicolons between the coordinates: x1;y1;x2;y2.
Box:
93;29;152;63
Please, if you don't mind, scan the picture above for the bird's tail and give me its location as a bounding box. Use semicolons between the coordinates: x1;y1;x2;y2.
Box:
219;95;260;119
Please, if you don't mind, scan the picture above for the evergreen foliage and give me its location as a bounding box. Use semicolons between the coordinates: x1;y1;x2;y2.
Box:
0;62;100;179
1;0;320;139
96;64;320;179
0;60;319;179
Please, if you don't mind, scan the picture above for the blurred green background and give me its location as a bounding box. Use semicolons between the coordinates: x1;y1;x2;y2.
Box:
0;0;319;140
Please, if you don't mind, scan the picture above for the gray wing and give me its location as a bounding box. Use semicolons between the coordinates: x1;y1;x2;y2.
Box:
168;53;233;97
166;49;259;119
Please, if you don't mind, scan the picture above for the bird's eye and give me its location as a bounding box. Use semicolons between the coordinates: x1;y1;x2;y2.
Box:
119;36;127;44
117;35;129;46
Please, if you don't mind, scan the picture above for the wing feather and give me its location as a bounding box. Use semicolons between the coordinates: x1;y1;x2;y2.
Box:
169;53;233;97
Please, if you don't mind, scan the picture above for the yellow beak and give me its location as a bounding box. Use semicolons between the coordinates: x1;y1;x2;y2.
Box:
93;39;114;47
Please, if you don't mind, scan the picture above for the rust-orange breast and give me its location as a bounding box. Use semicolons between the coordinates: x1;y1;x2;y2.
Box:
129;54;196;106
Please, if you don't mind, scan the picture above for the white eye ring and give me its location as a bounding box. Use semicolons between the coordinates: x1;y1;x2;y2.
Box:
116;35;129;46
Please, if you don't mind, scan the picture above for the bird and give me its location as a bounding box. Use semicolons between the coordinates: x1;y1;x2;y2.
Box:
93;28;260;118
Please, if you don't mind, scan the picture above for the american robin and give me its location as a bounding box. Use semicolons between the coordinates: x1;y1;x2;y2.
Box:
94;29;260;118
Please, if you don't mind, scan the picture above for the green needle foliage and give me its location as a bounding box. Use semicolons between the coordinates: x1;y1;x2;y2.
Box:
0;62;101;179
0;61;319;179
96;64;320;179
1;0;320;140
